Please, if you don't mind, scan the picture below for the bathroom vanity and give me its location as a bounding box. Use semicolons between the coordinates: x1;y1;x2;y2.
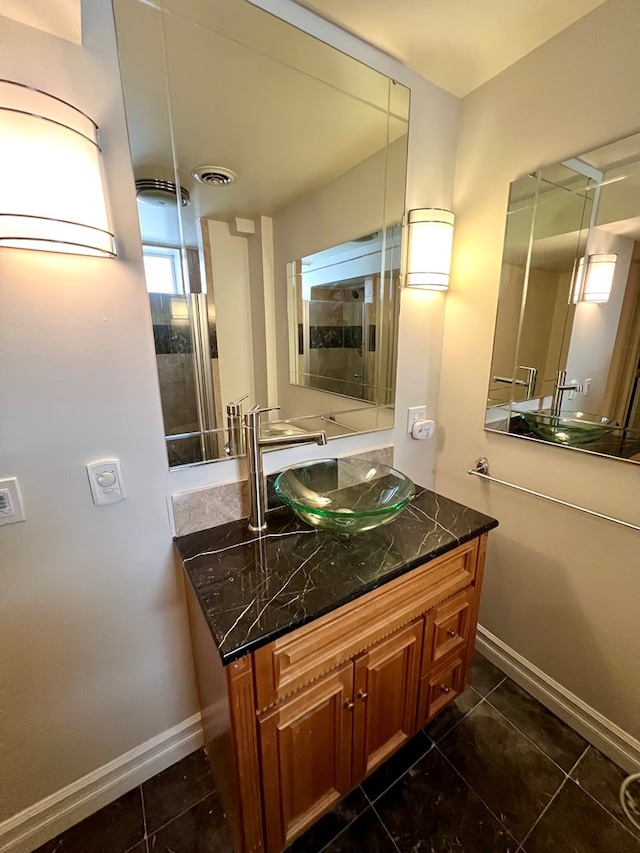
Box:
175;488;498;853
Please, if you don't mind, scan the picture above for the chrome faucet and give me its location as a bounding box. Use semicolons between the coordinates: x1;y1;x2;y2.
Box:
551;370;583;417
226;393;248;457
244;404;327;532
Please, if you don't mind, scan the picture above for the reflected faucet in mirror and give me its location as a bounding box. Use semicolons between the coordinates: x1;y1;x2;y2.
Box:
491;366;537;400
551;370;583;418
244;405;327;533
226;394;248;458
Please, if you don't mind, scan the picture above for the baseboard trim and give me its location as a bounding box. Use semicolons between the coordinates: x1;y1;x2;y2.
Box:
476;627;640;774
0;713;203;853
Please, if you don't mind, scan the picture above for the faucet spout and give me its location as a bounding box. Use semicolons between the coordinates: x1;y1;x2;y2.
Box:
551;370;583;418
258;430;327;450
244;405;327;532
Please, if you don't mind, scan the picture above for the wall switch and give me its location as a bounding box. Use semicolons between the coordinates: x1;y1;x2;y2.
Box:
0;477;25;526
86;459;126;506
584;378;592;395
407;406;427;433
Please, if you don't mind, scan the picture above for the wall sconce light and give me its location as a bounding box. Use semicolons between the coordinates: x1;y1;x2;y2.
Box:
405;208;455;290
571;253;616;304
0;79;116;257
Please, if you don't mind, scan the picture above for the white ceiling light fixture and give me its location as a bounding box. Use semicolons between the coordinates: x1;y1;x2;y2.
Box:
135;178;190;207
572;253;617;303
405;208;455;290
0;79;116;257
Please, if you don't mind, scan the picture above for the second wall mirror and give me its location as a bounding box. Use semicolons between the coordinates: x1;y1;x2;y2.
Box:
486;130;640;464
113;0;409;467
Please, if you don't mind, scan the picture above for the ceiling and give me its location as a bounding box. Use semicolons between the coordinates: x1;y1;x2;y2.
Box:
291;0;609;97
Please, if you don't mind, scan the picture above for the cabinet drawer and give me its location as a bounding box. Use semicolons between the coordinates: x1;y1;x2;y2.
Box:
422;587;473;674
253;540;478;711
417;652;466;727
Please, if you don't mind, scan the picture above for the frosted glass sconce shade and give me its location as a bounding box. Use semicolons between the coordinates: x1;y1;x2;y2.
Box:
406;208;454;289
572;253;616;303
0;80;116;257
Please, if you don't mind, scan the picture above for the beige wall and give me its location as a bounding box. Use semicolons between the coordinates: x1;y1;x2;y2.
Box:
437;0;640;748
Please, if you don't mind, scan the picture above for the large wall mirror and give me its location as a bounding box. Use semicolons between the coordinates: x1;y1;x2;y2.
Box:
113;0;409;467
486;130;640;464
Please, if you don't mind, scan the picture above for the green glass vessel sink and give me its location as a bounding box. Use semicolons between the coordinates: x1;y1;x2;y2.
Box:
274;458;415;535
523;409;614;446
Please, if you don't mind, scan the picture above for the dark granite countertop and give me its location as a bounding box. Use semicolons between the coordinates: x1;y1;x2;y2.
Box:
174;487;498;664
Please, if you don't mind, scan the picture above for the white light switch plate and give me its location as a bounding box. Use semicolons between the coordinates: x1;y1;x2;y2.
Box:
86;459;126;506
0;477;25;525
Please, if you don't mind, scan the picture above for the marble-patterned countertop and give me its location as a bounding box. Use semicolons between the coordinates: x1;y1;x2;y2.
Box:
174;487;498;664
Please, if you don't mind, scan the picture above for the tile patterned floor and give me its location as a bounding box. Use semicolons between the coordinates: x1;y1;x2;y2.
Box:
34;653;640;853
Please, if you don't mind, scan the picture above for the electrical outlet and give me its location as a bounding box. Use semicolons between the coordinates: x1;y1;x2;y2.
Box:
407;406;427;433
0;477;25;526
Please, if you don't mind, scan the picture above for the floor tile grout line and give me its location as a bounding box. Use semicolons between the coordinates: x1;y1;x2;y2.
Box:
312;793;388;853
140;783;148;840
142;789;219;840
569;763;640;842
361;738;435;805
482;694;585;777
480;674;507;700
515;776;569;852
435;745;520;848
369;798;403;853
427;692;487;745
481;692;640;842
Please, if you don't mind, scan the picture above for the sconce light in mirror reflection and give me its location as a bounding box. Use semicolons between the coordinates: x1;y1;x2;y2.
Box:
0;79;116;258
405;208;455;290
571;253;617;303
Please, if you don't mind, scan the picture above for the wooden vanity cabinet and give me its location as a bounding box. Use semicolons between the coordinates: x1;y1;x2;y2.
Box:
258;619;424;852
184;533;488;853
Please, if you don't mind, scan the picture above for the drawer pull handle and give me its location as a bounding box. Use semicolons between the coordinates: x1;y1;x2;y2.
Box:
344;699;355;710
446;629;457;637
358;690;368;701
440;684;451;694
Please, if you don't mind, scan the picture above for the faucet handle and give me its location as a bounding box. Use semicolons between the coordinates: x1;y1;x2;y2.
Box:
244;404;280;426
248;404;281;415
226;393;249;416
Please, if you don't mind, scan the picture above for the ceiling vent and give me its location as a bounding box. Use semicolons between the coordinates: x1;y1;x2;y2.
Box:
192;166;238;187
135;178;190;207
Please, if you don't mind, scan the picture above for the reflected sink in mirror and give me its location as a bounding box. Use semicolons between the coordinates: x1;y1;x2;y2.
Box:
274;458;415;535
522;409;615;446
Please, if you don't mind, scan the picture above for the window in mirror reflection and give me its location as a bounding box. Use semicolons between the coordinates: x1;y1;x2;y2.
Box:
142;245;183;295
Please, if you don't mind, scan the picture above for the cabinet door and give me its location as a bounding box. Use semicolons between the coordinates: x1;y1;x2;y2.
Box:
258;663;354;853
352;620;423;783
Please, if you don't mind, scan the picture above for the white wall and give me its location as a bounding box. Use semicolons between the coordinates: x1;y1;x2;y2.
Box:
0;0;201;840
201;219;256;405
0;0;459;847
437;0;640;752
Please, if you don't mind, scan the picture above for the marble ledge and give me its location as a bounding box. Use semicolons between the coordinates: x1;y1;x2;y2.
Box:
170;445;394;537
174;487;499;665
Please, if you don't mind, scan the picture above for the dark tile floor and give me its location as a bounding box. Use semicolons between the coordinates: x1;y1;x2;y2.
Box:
34;653;640;853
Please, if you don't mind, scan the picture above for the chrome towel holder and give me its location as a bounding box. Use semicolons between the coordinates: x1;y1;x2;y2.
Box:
467;457;640;533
